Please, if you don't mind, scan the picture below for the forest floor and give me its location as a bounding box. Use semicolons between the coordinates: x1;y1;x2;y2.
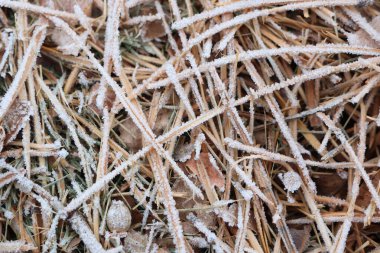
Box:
0;0;380;252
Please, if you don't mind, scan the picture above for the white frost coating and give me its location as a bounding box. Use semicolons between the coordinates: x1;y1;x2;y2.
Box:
74;5;93;36
126;13;162;26
70;214;108;253
144;45;380;93
202;38;213;58
351;74;380;104
0;26;46;121
233;181;253;201
318;106;345;154
125;0;152;8
187;213;229;252
216;29;236;51
165;63;195;118
279;171;302;193
51;16;203;200
344;8;380;45
188;237;209;248
317;113;380;210
36;75;91;186
97;0;123;108
0;171;17;188
151;157;187;253
53;29;88;56
214;145;274;206
78;72;89;87
98;109;111;178
184;0;363;49
0;0;85;21
0;240;34;253
0;30;14;74
249;70;329;193
42;214;60;253
272;204;283;224
172;0;358;30
194;133;205;160
267;17;298;40
3;210;13;220
77;91;84;114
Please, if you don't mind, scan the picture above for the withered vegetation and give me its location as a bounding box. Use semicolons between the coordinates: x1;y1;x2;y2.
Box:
0;0;380;252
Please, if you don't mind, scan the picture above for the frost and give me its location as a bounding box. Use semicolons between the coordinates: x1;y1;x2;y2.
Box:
52;28;88;56
188;237;209;248
0;26;46;121
272;205;283;224
233;181;253;201
70;214;108;253
0;240;35;252
202;38;213;58
279;171;302;193
194;133;205;160
3;209;13;220
187;213;229;252
351;74;380;104
75;91;84;114
317;113;380;210
0;30;14;75
165;63;195;118
78;72;90;87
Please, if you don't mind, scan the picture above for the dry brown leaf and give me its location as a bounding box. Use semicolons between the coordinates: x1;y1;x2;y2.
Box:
124;230;148;252
141;20;166;42
184;152;225;190
357;170;380;208
119;109;170;152
289;225;311;252
3;99;32;144
314;173;346;197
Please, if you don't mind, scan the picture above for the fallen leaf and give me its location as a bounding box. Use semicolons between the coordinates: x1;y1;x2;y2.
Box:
118;109;170;152
289;225;311;252
141;20;166;42
3;99;32;144
185;152;225;190
357;170;380;208
124;230;148;252
314;173;346;197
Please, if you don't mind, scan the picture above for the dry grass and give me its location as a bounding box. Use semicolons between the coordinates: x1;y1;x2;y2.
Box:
0;0;380;252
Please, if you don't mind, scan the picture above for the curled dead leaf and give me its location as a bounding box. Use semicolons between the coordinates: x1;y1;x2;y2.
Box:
2;99;32;145
289;225;311;252
124;230;148;252
357;170;380;209
184;152;225;190
141;20;166;42
118;109;170;152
